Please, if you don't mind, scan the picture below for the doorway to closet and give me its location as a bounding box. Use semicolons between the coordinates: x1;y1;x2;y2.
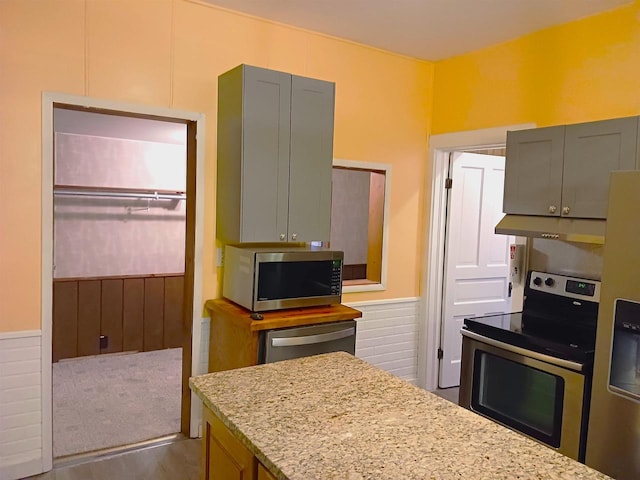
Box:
50;106;191;459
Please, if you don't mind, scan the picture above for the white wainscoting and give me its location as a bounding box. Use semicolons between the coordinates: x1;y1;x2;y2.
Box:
0;331;44;480
191;317;211;438
197;317;210;376
1;299;420;474
347;297;420;384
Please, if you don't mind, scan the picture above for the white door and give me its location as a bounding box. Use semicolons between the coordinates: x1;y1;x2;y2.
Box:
439;152;513;388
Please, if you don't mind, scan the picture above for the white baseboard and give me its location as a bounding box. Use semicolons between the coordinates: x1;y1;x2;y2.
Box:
0;456;42;480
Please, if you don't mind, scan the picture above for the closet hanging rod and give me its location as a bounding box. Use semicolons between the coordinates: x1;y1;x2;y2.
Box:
53;188;186;201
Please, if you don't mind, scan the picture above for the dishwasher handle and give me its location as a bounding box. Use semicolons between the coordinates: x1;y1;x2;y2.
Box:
271;326;355;348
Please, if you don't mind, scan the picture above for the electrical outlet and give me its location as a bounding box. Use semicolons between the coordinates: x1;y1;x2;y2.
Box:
217;247;224;267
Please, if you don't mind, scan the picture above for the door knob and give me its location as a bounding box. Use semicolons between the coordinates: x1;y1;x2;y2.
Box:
279;233;285;241
562;206;570;215
291;233;297;241
549;205;557;214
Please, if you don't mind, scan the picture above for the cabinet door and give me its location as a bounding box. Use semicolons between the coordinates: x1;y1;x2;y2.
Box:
240;66;292;242
257;463;278;480
562;116;639;219
203;407;256;480
503;126;564;216
288;75;335;242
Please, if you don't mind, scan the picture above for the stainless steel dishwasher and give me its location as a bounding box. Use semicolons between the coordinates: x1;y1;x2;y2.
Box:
258;320;357;364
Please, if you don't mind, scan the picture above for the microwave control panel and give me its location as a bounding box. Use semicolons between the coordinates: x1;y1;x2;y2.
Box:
331;259;342;294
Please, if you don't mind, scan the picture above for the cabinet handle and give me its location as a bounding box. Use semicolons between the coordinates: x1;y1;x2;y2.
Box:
562;206;570;215
291;233;297;241
279;233;286;241
548;205;557;214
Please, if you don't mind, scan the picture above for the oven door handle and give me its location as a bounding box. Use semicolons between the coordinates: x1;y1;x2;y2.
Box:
460;329;585;372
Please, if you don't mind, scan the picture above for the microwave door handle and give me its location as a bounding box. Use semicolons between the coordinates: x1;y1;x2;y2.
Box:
271;327;355;348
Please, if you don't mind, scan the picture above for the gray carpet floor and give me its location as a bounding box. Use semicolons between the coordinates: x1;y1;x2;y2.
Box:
52;348;182;458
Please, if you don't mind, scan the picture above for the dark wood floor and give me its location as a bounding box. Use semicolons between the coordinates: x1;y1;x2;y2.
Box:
25;437;201;480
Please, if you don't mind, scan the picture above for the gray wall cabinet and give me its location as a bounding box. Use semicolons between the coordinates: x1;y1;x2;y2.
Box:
504;125;565;217
216;64;335;243
504;116;639;219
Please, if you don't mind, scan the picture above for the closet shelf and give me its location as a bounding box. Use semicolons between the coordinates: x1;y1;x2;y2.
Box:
53;185;186;201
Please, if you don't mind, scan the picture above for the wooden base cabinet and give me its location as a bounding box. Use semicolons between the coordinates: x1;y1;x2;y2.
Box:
202;406;276;480
206;299;362;373
257;464;277;480
203;407;255;480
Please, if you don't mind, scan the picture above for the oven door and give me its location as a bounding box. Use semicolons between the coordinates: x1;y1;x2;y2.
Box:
459;329;589;462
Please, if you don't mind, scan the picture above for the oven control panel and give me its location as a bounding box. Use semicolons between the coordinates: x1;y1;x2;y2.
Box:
528;271;601;303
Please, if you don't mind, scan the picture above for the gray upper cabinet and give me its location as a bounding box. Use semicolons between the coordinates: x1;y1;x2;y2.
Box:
504;125;565;216
216;65;335;243
288;75;335;242
562;117;638;218
504;116;639;219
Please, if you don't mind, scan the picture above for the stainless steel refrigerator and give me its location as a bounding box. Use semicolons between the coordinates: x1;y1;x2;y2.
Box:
586;170;640;479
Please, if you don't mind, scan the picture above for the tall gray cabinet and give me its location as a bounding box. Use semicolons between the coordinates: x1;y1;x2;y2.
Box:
504;116;640;219
216;64;335;243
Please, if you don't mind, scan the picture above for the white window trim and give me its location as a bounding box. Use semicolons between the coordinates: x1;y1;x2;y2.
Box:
332;158;391;293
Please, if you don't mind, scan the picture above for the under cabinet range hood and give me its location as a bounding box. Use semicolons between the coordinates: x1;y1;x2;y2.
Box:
495;215;606;245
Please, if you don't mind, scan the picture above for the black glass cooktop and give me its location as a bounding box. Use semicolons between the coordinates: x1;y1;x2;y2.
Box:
462;271;600;366
464;311;595;365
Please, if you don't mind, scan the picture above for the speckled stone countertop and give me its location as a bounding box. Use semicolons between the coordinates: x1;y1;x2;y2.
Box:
189;352;610;480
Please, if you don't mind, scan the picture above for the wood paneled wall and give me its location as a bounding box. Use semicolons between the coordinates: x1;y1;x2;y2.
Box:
52;274;184;362
343;264;367;281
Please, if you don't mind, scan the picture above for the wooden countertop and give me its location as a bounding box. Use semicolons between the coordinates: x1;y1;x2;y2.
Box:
204;298;362;331
190;352;611;480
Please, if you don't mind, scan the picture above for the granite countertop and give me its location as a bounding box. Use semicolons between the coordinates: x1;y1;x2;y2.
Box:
189;352;610;480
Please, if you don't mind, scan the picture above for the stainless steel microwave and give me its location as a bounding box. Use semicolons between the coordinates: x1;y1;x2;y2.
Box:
222;246;344;312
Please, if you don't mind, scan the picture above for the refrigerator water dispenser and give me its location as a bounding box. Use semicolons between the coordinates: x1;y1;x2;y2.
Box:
609;298;640;402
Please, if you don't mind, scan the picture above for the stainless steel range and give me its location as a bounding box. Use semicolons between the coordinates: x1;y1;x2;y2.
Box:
459;270;601;462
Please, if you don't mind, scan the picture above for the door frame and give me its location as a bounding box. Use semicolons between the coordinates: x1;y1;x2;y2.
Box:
417;123;534;391
438;151;513;388
41;92;206;469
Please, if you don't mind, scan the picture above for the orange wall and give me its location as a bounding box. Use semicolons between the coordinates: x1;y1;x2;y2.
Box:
0;0;433;332
432;1;640;134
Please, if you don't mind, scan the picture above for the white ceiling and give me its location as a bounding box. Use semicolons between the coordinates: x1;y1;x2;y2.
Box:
203;0;631;61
